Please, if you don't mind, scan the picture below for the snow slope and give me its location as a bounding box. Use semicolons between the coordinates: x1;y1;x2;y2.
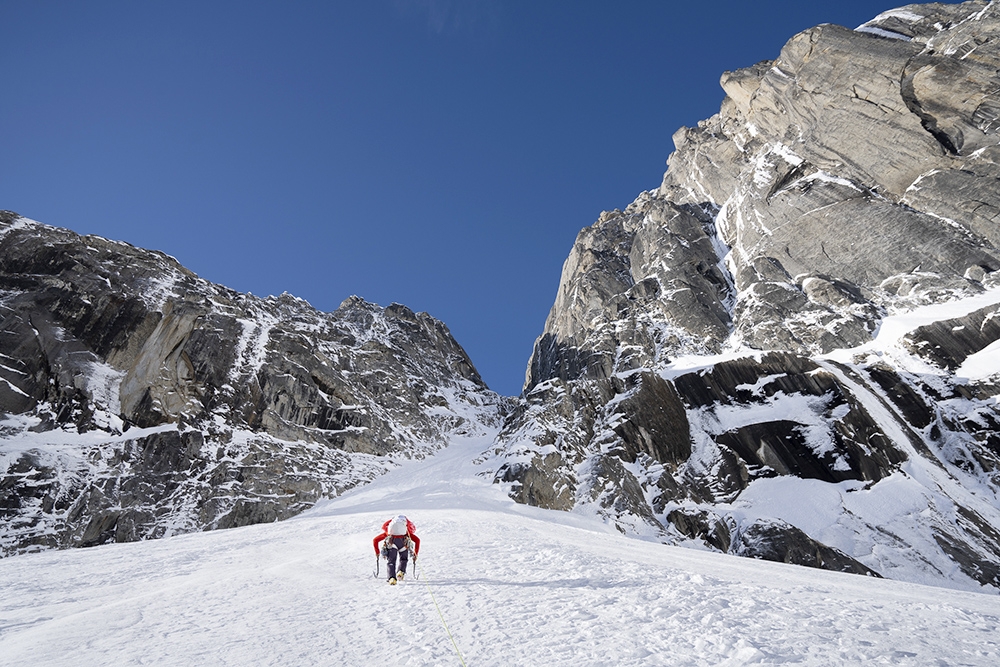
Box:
1;433;998;666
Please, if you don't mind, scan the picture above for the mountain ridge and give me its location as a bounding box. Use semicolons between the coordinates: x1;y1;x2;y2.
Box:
487;0;1000;592
0;212;505;555
4;1;1000;594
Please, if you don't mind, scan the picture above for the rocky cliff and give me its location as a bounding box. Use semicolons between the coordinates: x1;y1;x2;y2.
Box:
486;1;1000;592
6;1;1000;594
0;212;505;555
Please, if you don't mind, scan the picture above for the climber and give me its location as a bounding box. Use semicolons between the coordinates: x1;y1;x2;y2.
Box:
373;514;420;585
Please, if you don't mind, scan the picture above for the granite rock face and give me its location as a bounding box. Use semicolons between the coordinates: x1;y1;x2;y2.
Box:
489;1;1000;591
6;1;1000;593
526;197;733;390
0;212;505;555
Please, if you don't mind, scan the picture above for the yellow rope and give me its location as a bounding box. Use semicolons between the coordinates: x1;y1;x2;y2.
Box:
421;568;468;667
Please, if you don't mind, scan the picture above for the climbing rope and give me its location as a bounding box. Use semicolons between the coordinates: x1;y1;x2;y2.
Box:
421;567;467;667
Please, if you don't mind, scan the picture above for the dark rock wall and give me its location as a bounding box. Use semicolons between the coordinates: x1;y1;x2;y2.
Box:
1;214;504;555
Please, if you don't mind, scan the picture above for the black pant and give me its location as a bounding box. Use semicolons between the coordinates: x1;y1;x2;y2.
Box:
386;536;409;579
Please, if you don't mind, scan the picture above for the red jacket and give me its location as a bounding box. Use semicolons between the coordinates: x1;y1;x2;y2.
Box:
373;517;420;558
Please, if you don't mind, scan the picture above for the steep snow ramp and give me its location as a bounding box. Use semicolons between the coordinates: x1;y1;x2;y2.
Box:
1;434;998;666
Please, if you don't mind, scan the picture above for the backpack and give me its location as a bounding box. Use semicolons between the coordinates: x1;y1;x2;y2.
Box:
387;515;409;536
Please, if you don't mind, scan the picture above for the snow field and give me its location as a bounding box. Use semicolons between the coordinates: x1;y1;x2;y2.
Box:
5;285;1000;664
2;436;999;666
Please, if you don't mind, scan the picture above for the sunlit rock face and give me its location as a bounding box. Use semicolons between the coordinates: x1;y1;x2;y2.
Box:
0;211;506;555
488;2;1000;591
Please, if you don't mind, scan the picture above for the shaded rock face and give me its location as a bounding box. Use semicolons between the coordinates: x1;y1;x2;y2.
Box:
666;508;881;577
0;213;505;555
903;302;1000;370
489;2;1000;591
674;353;908;487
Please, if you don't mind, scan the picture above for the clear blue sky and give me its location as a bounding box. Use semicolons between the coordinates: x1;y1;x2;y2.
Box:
2;1;924;396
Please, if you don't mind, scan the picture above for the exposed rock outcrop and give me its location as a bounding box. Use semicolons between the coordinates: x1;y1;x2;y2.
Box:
488;1;1000;592
1;212;505;555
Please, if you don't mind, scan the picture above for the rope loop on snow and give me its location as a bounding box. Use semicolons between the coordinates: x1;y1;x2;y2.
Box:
422;569;467;667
